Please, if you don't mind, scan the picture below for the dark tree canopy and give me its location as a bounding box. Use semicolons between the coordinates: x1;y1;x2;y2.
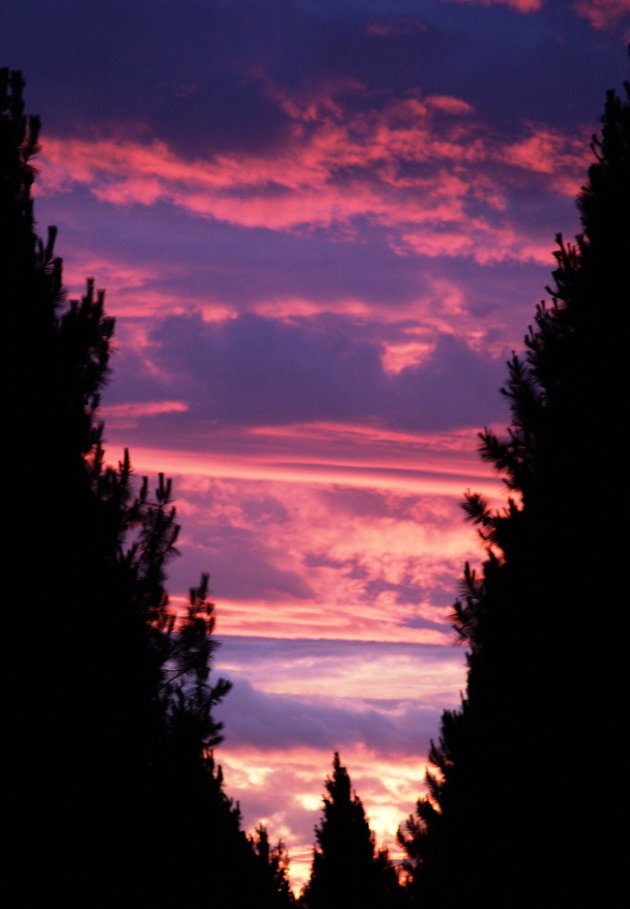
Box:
251;824;298;908
302;753;403;909
3;67;296;907
399;67;629;907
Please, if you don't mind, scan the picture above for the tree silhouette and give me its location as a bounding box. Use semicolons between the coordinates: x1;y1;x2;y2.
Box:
303;753;402;909
251;824;298;908
399;67;629;907
2;67;266;904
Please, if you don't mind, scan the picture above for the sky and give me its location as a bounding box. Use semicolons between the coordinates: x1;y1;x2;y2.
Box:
4;0;628;891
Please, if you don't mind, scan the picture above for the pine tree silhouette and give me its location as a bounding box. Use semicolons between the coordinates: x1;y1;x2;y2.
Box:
251;824;298;908
2;67;267;904
303;753;402;909
399;66;629;908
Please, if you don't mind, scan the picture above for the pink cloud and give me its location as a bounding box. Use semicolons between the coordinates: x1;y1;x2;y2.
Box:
38;82;587;266
448;0;629;29
573;0;630;31
118;443;499;499
381;337;435;374
49;254;190;320
503;127;590;179
448;0;544;11
365;19;428;37
425;95;474;115
398;221;554;265
107;423;506;643
205;600;450;644
101;400;188;429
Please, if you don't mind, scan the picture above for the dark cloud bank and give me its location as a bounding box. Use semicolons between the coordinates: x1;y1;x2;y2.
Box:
109;311;509;432
3;0;625;155
216;674;440;757
214;637;465;755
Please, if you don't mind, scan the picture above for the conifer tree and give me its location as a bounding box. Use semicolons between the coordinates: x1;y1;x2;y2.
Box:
303;753;403;909
399;67;629;907
2;67;248;903
251;824;297;908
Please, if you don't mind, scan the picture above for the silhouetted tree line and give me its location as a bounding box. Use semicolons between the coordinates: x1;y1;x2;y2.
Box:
5;58;628;906
3;68;294;907
398;63;629;908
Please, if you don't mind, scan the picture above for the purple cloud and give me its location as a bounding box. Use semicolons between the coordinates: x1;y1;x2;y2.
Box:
117;312;509;432
168;519;313;601
217;675;443;756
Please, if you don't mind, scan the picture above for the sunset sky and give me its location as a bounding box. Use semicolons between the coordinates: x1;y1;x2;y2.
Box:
4;0;628;889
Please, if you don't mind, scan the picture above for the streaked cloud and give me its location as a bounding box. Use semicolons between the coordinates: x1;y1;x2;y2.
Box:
106;425;502;643
215;637;467;706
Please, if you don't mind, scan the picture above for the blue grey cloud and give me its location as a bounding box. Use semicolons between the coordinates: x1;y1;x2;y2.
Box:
216;674;441;756
114;311;509;432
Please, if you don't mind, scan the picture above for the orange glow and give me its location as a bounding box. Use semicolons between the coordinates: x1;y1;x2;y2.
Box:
216;744;436;894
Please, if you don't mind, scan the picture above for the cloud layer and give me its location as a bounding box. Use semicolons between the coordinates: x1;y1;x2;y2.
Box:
4;0;627;891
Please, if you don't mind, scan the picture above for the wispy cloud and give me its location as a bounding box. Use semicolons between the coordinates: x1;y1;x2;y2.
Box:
116;427;501;642
448;0;629;33
39;81;589;266
573;0;630;31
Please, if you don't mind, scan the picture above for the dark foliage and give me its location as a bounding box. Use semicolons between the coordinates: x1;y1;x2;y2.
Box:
398;66;629;907
3;67;296;906
302;753;403;909
251;824;298;908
